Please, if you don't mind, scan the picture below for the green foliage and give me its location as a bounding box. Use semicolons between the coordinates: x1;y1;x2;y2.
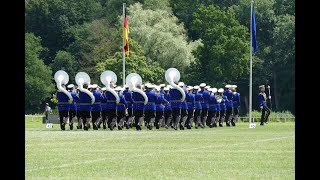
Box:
51;51;79;84
243;110;295;122
188;5;249;85
127;3;202;72
96;39;165;86
25;0;103;63
66;18;121;82
25;33;55;114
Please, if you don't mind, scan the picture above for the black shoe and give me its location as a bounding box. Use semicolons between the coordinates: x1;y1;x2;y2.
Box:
260;123;264;126
70;124;73;130
226;122;230;127
61;123;65;131
83;126;88;131
126;124;130;129
231;122;235;126
118;126;122;130
148;125;153;130
187;124;191;129
103;124;107;129
219;123;223;127
164;125;169;129
180;124;184;130
200;123;204;128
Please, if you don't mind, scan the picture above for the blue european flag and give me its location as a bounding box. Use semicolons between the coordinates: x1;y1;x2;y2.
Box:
252;5;258;54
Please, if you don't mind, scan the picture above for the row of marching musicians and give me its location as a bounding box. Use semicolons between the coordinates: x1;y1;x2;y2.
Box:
56;82;240;131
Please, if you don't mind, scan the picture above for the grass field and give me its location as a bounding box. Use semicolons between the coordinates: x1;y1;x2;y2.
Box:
25;116;295;179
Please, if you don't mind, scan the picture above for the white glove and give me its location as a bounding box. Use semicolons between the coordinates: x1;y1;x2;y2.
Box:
260;106;263;109
269;96;271;99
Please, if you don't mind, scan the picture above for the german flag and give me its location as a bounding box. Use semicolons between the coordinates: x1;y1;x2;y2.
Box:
124;9;129;56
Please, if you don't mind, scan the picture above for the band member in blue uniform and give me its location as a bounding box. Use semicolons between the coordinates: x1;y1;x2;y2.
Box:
217;88;227;127
91;84;102;130
224;84;233;127
144;84;157;130
105;83;118;130
199;83;210;127
170;82;183;130
193;85;203;129
67;84;78;130
208;88;218;128
56;84;70;130
186;86;195;129
179;82;188;130
115;87;128;130
98;87;108;129
163;87;172;129
78;83;92;131
154;86;169;129
123;85;133;129
159;84;166;95
259;85;271;125
231;85;240;126
132;84;146;130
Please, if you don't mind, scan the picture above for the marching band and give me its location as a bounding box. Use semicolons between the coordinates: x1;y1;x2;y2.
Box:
54;69;243;131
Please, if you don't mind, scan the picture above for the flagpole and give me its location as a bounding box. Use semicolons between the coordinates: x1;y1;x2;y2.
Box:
249;0;253;125
122;3;126;86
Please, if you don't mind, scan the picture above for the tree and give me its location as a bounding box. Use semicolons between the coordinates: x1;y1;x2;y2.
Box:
66;18;121;82
96;39;165;86
25;33;55;114
188;5;250;86
51;51;79;84
25;0;103;64
127;3;202;72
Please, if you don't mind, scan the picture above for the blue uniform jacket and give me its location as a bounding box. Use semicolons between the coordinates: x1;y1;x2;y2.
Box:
116;93;128;112
199;90;210;109
164;93;171;111
91;90;102;112
106;91;117;110
132;91;145;110
208;94;218;111
258;92;267;107
144;90;157;111
232;92;240;109
224;90;233;108
78;91;92;112
186;92;195;111
194;92;203;110
218;95;227;111
123;90;133;108
170;88;182;109
69;91;78;111
101;93;108;110
181;89;188;109
155;94;169;112
57;91;70;112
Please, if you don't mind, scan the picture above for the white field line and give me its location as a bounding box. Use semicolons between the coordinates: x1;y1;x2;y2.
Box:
26;135;293;172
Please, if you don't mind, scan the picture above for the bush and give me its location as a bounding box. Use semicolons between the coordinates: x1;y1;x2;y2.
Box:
239;110;295;122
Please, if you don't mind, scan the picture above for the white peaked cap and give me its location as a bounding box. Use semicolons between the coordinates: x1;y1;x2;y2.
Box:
115;86;122;91
101;87;107;91
212;88;218;93
231;85;237;88
218;88;224;93
178;82;185;87
225;84;231;88
205;85;210;89
145;83;152;87
160;84;166;87
91;84;98;89
164;87;169;91
88;84;93;88
208;88;213;92
187;86;193;91
155;86;160;91
124;84;129;88
193;85;200;89
200;83;206;87
259;85;265;88
167;85;172;89
67;84;74;88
